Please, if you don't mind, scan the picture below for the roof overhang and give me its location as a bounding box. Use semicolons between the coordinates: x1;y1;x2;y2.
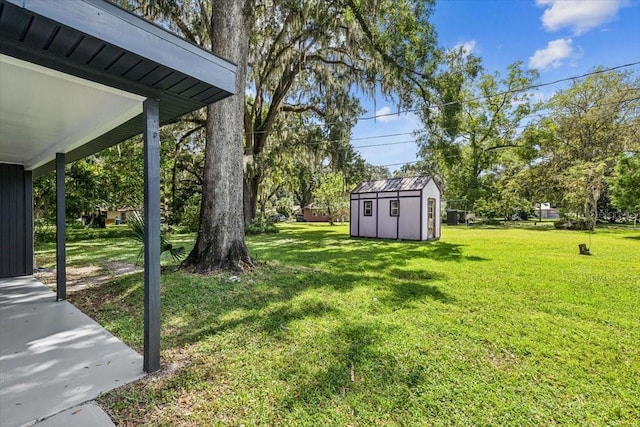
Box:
0;0;237;177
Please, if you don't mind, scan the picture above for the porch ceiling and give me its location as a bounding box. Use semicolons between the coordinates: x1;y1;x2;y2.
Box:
0;0;237;177
0;54;144;170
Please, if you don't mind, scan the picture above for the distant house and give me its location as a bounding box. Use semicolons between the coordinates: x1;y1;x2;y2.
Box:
535;203;559;219
105;207;137;225
350;176;441;241
302;206;329;222
302;206;348;222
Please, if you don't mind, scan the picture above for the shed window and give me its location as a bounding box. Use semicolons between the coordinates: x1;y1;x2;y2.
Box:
390;199;399;216
363;200;373;216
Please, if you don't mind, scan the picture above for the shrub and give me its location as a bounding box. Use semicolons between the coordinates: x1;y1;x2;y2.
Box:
554;219;590;230
179;193;201;232
245;215;279;235
35;225;132;244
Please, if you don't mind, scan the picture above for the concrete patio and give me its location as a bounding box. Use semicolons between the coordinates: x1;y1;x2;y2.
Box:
0;276;144;426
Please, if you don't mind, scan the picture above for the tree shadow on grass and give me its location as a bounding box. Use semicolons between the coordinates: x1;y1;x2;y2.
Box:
66;228;476;353
64;228;468;423
383;282;452;305
66;264;363;351
388;268;445;281
623;235;640;241
383;268;452;305
277;321;428;422
252;239;489;277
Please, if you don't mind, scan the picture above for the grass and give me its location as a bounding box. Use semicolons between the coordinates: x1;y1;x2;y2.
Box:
35;223;640;426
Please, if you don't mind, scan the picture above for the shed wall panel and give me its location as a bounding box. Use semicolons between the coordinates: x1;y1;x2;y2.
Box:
378;198;398;239
398;198;421;240
350;200;359;236
358;199;377;237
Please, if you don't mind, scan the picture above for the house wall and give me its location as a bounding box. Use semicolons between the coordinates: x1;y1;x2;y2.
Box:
0;163;33;278
303;208;330;222
106;211;121;220
539;209;559;219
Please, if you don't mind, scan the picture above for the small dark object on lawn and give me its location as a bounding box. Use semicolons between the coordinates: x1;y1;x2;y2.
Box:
578;244;591;255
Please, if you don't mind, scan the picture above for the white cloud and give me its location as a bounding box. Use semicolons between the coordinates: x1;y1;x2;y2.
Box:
529;38;574;70
454;40;477;56
536;0;624;35
374;106;401;123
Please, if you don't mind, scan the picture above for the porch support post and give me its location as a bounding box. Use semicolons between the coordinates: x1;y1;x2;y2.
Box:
143;98;161;373
24;170;34;275
56;153;66;301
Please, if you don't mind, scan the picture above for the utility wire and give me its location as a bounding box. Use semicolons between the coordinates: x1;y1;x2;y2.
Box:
250;61;640;135
353;139;418;149
364;118;640;168
288;96;640;150
350;131;415;141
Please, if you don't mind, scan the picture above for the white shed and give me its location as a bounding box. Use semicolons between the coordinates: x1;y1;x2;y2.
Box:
350;176;441;241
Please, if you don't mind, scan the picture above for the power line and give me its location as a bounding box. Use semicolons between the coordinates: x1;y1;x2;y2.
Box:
298;96;640;151
353;139;418;149
368;120;640;169
350;131;415;141
373;160;420;168
250;61;640;135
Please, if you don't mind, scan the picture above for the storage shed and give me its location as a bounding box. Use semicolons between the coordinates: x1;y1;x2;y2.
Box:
350;176;441;241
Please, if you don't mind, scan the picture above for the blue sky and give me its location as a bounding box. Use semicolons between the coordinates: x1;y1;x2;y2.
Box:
351;0;640;172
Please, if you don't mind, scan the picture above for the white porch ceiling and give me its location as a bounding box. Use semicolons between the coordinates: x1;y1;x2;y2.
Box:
0;54;144;170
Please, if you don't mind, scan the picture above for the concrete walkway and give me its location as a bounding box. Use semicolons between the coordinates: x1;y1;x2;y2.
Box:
0;276;144;427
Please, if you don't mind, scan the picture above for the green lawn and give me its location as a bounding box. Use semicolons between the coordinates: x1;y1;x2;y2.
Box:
36;223;640;426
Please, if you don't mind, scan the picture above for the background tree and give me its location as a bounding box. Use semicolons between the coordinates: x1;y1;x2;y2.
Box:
242;0;442;223
34;157;106;224
527;69;640;228
608;153;640;226
99;137;144;209
419;61;539;207
313;170;348;225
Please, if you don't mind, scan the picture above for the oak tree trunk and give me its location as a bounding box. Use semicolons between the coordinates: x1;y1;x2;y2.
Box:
243;175;259;224
182;0;254;272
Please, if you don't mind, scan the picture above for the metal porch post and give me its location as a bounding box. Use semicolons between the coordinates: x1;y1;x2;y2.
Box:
56;153;66;301
25;170;34;275
143;98;161;373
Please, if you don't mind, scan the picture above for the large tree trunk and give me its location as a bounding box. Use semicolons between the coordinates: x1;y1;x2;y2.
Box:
182;0;254;272
243;174;260;223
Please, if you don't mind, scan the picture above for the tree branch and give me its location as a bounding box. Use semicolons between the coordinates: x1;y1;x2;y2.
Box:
280;104;326;116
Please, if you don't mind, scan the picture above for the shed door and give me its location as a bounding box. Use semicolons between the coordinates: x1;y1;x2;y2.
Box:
427;198;435;239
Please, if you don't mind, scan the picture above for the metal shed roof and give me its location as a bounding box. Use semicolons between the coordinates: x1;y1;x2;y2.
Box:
0;0;237;176
351;176;435;194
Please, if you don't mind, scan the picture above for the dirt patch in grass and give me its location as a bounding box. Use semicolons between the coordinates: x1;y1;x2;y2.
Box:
35;261;142;293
